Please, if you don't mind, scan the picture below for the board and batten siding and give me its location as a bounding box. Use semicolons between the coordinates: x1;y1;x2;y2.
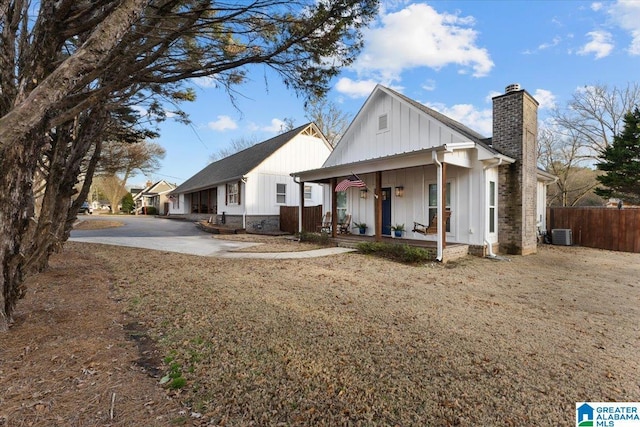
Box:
325;90;474;168
323;163;491;246
242;133;329;215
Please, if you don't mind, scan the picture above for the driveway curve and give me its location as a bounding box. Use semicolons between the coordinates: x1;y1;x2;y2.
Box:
69;215;353;258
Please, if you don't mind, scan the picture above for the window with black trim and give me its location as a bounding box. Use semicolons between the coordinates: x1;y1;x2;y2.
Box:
227;182;239;204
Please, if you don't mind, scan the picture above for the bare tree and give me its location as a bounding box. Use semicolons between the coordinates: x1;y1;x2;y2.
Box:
0;0;379;330
305;97;351;147
551;82;640;159
97;139;166;212
538;127;600;206
210;135;260;162
94;175;129;214
539;82;640;207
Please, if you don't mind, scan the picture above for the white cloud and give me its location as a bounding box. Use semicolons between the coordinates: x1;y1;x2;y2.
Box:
261;118;287;133
608;0;640;55
425;102;492;136
577;30;614;58
207;115;238;131
532;89;557;110
591;2;604;12
538;36;562;51
421;79;436;91
485;90;502;103
353;3;494;80
192;76;218;89
335;77;379;98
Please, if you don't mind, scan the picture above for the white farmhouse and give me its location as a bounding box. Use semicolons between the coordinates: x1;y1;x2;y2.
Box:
169;123;332;233
293;84;555;261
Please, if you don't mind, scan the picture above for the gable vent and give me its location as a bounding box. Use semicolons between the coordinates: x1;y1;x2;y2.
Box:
378;113;388;131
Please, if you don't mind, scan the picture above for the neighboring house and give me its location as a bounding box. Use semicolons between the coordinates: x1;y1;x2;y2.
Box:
293;84;555;261
169;123;332;232
133;180;176;215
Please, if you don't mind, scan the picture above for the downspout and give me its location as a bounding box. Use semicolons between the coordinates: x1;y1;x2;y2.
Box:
483;159;503;258
432;150;443;261
241;177;248;230
293;175;303;234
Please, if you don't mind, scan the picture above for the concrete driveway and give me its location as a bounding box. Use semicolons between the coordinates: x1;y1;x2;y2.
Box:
69;215;353;258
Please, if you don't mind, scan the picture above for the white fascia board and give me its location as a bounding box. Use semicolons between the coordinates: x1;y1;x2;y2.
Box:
537;169;557;183
443;141;476;152
292;146;452;182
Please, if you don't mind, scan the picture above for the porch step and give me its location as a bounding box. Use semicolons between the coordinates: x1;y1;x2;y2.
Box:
334;238;361;249
197;221;245;234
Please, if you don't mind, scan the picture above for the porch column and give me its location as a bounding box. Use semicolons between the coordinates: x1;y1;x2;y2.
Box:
298;180;304;233
375;171;382;241
432;150;444;261
330;178;337;238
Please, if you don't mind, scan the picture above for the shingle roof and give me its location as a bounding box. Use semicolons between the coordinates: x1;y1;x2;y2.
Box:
172;123;315;194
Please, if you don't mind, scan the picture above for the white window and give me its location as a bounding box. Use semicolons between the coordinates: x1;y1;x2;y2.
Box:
428;182;451;232
304;185;312;200
276;183;286;204
489;181;496;233
227;182;239;204
377;113;388;132
336;191;347;223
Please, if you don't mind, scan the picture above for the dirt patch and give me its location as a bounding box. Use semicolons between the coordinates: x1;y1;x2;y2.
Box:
0;246;186;426
1;242;639;426
74;219;124;230
212;233;325;252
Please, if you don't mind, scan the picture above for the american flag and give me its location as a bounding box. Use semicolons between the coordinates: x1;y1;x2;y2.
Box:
335;174;366;192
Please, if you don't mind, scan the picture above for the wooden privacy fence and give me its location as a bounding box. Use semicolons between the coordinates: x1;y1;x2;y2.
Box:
547;207;640;253
280;205;323;234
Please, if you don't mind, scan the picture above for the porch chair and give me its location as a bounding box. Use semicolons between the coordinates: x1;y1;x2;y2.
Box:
317;212;332;233
412;210;452;235
338;213;352;234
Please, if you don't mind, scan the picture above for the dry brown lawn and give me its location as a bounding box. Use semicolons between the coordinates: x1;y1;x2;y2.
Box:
1;236;639;426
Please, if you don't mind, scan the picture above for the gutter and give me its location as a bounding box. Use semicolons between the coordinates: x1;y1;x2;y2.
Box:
241;176;248;229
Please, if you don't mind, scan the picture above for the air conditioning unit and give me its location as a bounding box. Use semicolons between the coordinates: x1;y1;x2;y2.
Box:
551;229;572;246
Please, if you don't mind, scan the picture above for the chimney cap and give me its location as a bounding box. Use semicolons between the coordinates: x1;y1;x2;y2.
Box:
505;83;521;93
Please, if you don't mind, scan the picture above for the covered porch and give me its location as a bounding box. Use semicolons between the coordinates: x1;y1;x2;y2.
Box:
293;143;495;261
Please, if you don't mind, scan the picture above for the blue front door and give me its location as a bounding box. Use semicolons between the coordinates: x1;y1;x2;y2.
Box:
382;187;392;235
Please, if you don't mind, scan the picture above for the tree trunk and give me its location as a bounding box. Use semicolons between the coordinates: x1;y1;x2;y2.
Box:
0;134;40;331
0;109;106;331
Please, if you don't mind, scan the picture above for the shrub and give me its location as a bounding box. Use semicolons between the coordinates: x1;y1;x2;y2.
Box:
356;241;432;264
298;231;331;246
143;206;158;215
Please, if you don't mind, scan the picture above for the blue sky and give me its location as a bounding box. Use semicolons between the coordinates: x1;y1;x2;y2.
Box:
134;0;640;187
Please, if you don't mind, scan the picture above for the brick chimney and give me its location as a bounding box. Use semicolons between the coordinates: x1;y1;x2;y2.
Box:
491;84;539;255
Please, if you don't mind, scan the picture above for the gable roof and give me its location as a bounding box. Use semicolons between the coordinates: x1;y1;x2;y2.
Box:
132;180;176;200
173;123;324;194
379;85;501;155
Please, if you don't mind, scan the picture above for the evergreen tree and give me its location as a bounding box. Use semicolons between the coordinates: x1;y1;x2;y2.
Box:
595;108;640;204
121;193;135;214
